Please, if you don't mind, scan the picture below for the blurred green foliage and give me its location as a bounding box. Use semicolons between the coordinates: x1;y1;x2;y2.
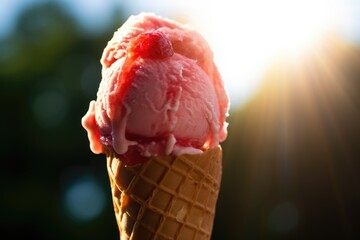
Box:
1;2;360;240
0;2;124;239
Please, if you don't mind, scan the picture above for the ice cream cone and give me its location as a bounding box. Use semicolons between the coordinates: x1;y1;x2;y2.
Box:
106;146;222;240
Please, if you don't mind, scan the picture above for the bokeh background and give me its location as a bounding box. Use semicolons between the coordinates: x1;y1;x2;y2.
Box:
1;0;360;239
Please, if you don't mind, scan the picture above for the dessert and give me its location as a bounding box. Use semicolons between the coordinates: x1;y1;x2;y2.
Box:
82;13;229;239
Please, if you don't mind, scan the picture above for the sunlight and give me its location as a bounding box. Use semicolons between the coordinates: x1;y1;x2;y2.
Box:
182;0;349;107
260;0;338;54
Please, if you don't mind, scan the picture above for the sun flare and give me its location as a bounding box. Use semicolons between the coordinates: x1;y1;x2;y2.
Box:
257;0;340;54
184;0;348;106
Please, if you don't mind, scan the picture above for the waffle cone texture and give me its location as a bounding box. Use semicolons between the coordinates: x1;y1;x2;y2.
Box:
106;146;222;240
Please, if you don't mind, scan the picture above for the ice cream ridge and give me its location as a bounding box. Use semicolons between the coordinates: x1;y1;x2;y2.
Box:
82;12;229;240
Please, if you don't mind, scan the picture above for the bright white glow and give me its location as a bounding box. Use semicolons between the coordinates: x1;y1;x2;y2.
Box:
179;0;350;107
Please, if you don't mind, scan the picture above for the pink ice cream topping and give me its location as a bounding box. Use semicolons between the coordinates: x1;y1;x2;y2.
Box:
82;13;229;166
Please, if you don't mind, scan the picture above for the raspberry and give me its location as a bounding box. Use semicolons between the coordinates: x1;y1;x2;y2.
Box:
130;30;174;59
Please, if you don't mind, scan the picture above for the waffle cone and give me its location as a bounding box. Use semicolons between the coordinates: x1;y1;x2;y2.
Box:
106;146;222;240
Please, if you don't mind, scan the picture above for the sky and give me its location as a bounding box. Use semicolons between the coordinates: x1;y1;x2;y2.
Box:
1;0;360;108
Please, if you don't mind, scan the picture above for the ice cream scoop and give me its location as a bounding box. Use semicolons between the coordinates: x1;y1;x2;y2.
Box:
82;13;230;240
82;13;229;166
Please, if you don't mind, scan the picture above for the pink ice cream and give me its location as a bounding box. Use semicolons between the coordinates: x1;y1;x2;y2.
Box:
82;13;229;165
